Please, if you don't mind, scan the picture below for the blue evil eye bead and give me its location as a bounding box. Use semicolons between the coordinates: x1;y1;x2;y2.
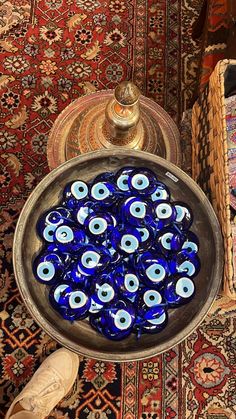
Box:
89;181;117;207
63;180;89;201
49;284;90;320
84;213;114;241
173;201;193;230
54;223;87;252
137;251;169;288
169;250;200;278
151;182;170;202
120;196;153;226
90;274;117;308
103;299;136;340
139;289;164;309
33;253;65;285
76;244;111;275
110;227;141;255
89;312;106;333
156;227;185;255
36;207;72;241
112;263;140;300
141;306;168;334
164;275;195;307
181;231;199;254
136;226;154;252
152;201;176;230
128;168;157;195
114;167;134;194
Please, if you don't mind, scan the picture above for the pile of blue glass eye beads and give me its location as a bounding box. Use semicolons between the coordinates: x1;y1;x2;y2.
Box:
33;167;200;341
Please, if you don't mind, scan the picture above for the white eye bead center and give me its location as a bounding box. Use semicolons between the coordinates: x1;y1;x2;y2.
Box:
124;274;139;292
148;311;166;325
81;251;100;268
55;225;74;243
176;277;195;298
161;232;173;250
156;204;172;219
71;181;88;200
178;261;196;276
117;174;129;191
144;290;162;307
69;291;87;309
130;202;146;218
37;261;55;281
114;309;132;330
146;263;166;282
131;174;149;190
89;217;107;235
121;234;139;254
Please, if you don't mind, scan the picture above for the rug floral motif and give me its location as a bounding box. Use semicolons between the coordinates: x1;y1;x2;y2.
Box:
1;1;235;418
0;0;33;39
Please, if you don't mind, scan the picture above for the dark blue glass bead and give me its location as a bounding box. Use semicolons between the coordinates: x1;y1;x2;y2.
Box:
136;251;169;288
112;262;140;300
84;212;114;241
164;275;195;307
136;226;154;252
54;223;88;253
102;239;121;266
42;244;72;265
156;227;185;255
173;201;193;230
181;231;199;254
152;201;176;230
49;283;91;320
128;168;158;195
89;312;106;333
168;250;200;278
151;182;170;202
63;261;91;288
33;252;65;285
135;304;168;335
76;244;111;275
110;226;141;255
90;273;117;309
114;167;134;195
103;298;136;338
63;180;89;202
37;206;72;242
89;180;118;207
93;171;115;183
120;196;153;226
138;288;165;312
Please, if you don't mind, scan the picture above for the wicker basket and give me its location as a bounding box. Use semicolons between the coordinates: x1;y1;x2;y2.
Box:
192;59;236;300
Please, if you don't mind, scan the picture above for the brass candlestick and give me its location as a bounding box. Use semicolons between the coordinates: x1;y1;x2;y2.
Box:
47;81;181;170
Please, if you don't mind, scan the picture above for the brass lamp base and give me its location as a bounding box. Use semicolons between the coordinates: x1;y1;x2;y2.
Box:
47;90;181;170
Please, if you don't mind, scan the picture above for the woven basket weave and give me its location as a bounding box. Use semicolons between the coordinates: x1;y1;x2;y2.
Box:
192;59;236;299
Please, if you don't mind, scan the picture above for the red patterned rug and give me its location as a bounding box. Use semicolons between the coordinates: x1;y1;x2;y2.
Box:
1;1;236;418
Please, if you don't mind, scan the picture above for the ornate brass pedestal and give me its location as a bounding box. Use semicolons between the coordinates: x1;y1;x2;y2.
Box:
47;82;181;170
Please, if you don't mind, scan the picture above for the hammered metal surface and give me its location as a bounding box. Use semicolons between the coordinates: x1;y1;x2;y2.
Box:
13;150;223;362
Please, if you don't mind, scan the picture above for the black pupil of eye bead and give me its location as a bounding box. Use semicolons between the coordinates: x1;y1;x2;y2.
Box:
48;230;54;236
86;257;92;264
99;189;104;194
79;186;84;192
129;280;134;287
140;231;144;236
120;317;126;324
101;291;107;297
94;224;100;230
62;232;67;237
43;268;49;274
123;179;128;185
187;247;192;252
137;179;143;185
149;295;155;301
183;286;188;293
162;209;167;214
155;269;160;275
156;192;161;196
125;240;131;246
135;207;141;212
166;238;171;243
74;296;81;304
